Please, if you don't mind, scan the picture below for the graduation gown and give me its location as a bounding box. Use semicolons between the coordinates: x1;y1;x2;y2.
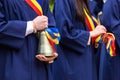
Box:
89;0;103;17
89;1;97;17
95;42;113;80
101;0;120;80
52;0;97;80
94;0;103;15
0;0;55;80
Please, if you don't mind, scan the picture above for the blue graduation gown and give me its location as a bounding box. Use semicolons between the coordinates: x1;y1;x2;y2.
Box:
94;0;103;14
89;0;103;17
101;0;120;80
0;0;55;80
95;42;112;80
52;0;97;80
89;1;98;17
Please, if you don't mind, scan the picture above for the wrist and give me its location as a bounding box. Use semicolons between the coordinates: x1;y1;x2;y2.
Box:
90;31;93;37
32;21;37;33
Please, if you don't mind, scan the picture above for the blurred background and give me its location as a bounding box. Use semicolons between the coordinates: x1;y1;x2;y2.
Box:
49;0;55;12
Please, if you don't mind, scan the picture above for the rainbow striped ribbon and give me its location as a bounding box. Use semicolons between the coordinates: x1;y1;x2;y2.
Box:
84;9;116;57
45;28;60;45
84;9;102;44
25;0;43;16
25;0;60;53
106;33;116;56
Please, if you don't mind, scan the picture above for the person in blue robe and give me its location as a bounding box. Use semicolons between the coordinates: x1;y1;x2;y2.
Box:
101;0;120;80
0;0;58;80
89;0;104;18
52;0;107;80
89;0;97;16
94;0;104;15
95;41;113;80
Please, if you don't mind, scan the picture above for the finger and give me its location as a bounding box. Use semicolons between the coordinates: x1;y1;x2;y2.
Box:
36;55;54;62
48;60;54;64
44;57;55;62
53;52;58;57
102;33;108;43
101;26;107;32
36;54;47;61
44;22;48;28
36;53;58;62
97;25;106;31
42;16;48;21
44;53;58;62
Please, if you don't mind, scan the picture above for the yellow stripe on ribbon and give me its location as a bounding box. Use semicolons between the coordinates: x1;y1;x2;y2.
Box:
84;9;95;31
106;33;116;57
45;31;60;44
25;0;43;15
31;0;43;14
25;0;61;53
84;8;116;57
84;8;101;44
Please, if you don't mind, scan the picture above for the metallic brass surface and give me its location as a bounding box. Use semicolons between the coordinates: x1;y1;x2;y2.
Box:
38;31;53;56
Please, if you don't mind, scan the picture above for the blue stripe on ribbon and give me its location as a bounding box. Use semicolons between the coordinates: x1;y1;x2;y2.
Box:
45;28;61;41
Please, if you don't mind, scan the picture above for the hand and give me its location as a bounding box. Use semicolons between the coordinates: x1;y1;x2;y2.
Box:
35;52;58;63
102;33;108;43
33;15;48;30
90;25;107;37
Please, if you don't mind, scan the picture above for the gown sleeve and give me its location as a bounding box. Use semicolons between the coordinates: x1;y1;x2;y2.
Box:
89;1;97;17
0;1;26;49
94;0;103;15
101;0;120;49
54;0;90;53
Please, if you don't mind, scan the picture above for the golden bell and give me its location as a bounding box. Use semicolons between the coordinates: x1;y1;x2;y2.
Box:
38;31;54;56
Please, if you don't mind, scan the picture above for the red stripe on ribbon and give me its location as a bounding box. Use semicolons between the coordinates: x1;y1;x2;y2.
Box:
25;0;42;16
25;0;56;53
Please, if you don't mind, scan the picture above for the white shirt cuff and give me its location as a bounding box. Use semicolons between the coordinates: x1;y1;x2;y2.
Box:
25;21;34;36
